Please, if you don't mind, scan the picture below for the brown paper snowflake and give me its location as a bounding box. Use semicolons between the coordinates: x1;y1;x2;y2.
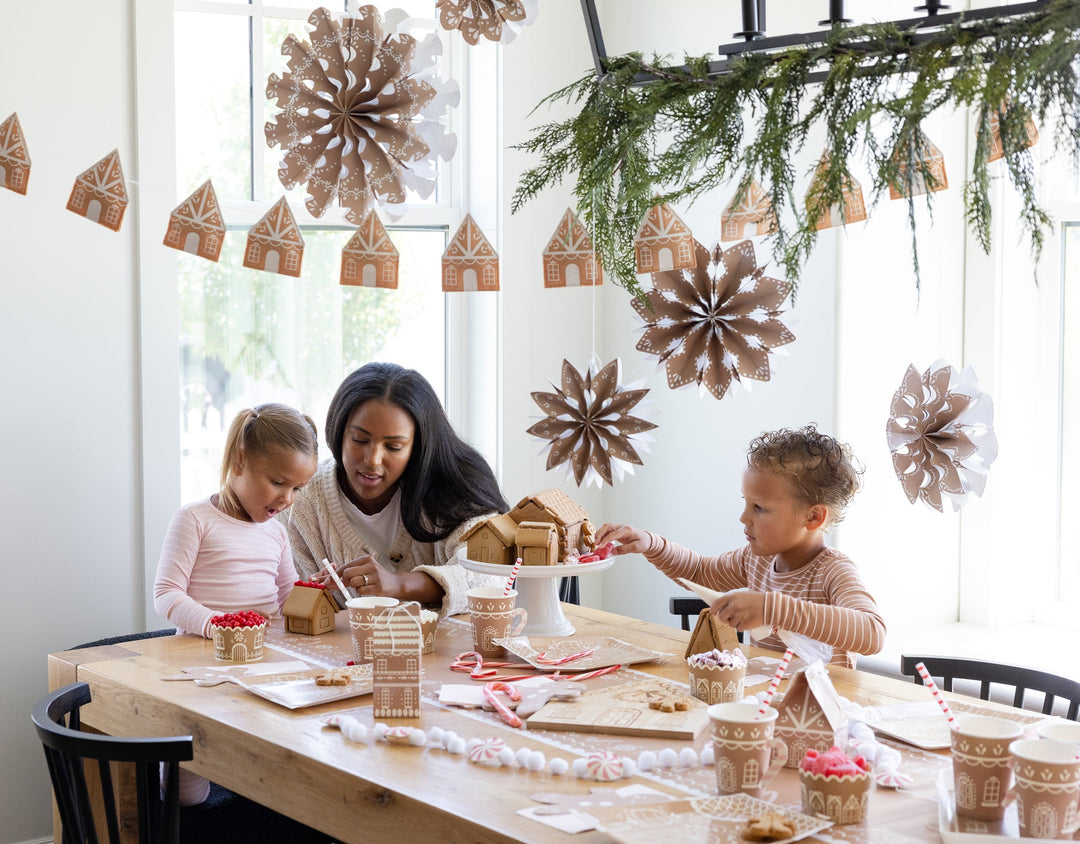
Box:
436;0;539;45
886;361;998;513
633;240;794;400
265;6;458;223
527;358;657;488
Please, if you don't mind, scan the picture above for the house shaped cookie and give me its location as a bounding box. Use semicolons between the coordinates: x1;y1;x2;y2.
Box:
442;214;499;291
67;149;129;231
720;179;777;242
542;208;601;287
372;602;423;719
163;180;226;261
774;664;847;768
281;583;337;635
243;196;304;277
462;512;519;565
634;203;695;273
0;113;30;195
340;211;399;288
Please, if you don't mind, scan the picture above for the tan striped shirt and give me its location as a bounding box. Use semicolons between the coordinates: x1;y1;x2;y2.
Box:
644;533;885;668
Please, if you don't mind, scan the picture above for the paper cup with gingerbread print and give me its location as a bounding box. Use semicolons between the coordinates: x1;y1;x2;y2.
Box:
467;587;527;658
708;702;788;798
1010;738;1080;839
688;661;746;705
346;596;398;664
950;715;1023;821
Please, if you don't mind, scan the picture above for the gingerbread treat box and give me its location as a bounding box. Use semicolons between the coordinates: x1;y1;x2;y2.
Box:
372;602;423;719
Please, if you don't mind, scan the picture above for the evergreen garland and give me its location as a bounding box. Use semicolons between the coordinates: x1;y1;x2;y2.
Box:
511;1;1080;297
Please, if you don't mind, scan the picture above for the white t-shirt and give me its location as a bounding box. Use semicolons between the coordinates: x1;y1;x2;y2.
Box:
338;486;402;562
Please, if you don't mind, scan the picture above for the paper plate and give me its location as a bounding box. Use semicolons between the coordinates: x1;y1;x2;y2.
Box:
493;636;667;672
859;699;1050;750
235;664;373;709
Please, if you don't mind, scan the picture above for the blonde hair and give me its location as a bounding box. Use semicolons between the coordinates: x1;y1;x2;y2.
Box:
746;424;862;526
218;403;318;516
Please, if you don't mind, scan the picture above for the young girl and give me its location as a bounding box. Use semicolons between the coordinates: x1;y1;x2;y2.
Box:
153;402;318;804
595;424;885;668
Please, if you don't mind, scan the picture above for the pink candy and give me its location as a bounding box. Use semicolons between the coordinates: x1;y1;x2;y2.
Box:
800;746;869;778
687;648;747;669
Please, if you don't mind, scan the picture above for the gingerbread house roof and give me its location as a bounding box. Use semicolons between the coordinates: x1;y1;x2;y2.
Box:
634;202;691;246
248;196;304;249
67;149;129;230
443;214;497;265
543;209;597;261
721;179;774;227
461;512;519;546
0;112;30;194
510;488;589;526
344;211;398;259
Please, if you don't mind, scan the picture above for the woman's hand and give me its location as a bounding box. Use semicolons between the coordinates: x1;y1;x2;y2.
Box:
338;555;405;598
592;523;650;556
711;590;766;631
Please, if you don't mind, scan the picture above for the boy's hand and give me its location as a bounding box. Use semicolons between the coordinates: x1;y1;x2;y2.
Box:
711;590;766;631
593;523;649;556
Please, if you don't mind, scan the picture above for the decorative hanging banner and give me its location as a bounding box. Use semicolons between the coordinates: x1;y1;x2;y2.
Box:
66;149;128;232
527;358;656;488
983;103;1039;163
436;0;539;45
542;208;602;288
243;197;305;277
633;239;794;400
633;202;696;274
442;214;499;291
265;5;459;223
886;360;998;513
341;211;399;288
805;152;867;232
163;179;226;262
720;179;777;242
0;112;30;195
888;128;948;199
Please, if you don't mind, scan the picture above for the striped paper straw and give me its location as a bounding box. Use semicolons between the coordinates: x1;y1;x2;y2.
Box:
914;661;958;730
503;557;523;597
758;648;794;717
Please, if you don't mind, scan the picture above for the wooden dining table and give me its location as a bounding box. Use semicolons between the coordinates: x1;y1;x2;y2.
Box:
46;603;1035;843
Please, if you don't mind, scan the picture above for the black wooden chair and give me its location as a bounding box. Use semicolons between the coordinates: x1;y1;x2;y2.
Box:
669;596;709;631
559;575;580;605
900;654;1080;720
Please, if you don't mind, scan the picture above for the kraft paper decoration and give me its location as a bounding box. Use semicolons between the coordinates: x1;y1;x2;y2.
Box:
243;197;305;277
436;0;539;45
886;360;998;513
805;152;867;231
527;358;656;488
634;202;696;274
542;208;601;288
163;180;226;262
0;112;30;195
633;239;794;401
720;179;777;242
371;602;423;719
340;211;399;288
888;128;948;199
66;149;128;232
265;6;459;223
984;104;1040;163
442;214;499;291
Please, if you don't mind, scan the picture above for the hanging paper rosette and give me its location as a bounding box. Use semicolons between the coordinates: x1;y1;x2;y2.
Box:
436;0;539;45
886;360;998;512
527;358;657;488
265;5;458;222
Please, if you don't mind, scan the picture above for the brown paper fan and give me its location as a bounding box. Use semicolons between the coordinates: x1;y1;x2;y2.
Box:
66;149;128;232
341;211;399;288
442;214;499;291
542;208;601;287
163;180;226;262
634;203;695;274
243;197;305;278
436;0;539;45
0;113;30;195
633;240;794;401
527;358;656;488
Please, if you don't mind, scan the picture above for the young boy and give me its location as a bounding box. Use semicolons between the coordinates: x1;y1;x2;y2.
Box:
595;425;884;668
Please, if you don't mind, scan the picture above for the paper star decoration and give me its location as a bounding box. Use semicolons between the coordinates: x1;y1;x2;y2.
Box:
527;358;657;488
265;5;458;222
436;0;539;45
886;360;998;512
633;239;794;400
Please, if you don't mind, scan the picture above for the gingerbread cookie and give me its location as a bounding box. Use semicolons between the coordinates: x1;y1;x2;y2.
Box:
741;811;794;841
646;692;692;713
315;669;350;687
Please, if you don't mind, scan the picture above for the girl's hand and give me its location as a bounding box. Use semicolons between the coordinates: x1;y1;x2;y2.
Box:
711;590;766;631
593;523;649;556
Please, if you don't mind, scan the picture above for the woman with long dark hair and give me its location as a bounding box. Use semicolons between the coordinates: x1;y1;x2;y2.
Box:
283;362;508;615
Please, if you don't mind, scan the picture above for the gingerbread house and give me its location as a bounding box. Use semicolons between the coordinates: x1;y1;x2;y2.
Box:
281;583;337;635
66;149;129;232
372;603;423;719
340;211;399;288
442;214;499;291
542;208;602;287
634;203;695;273
774;664;847;768
984;105;1039;163
462;512;519;564
509;488;593;561
888;129;948;199
515;521;560;566
805;156;867;231
243;196;304;277
720;179;777;242
163;179;226;261
684;609;741;660
0;113;30;195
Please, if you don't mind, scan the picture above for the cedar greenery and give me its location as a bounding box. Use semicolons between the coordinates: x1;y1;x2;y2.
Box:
511;1;1080;297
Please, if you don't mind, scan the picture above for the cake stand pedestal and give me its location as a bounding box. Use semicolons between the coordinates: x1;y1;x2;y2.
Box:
457;551;612;637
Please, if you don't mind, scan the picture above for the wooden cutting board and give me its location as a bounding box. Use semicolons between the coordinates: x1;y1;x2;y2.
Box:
524;676;709;740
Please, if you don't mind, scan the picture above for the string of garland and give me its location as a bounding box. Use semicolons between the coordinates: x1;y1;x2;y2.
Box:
511;0;1080;298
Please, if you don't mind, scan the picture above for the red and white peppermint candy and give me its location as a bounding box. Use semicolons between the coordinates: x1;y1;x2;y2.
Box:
874;770;913;789
467;737;507;765
584;751;624;781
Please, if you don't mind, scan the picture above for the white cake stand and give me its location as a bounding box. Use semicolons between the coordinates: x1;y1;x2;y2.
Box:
457;549;612;637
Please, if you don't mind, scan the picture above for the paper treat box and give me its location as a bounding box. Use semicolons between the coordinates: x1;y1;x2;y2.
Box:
774;663;847;768
372;602;423;719
281;582;337;635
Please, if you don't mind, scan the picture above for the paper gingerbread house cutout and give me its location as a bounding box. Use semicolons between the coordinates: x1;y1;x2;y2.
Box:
509;488;593;562
340;211;399;288
774;664;847;768
684;609;741;660
542;208;602;288
984;106;1039;163
634;203;696;273
163;180;226;262
442;214;499;292
888;129;948;199
67;149;128;232
805;155;867;231
0;113;31;195
281;583;337;635
515;521;560;566
372;602;423;719
462;512;519;564
243;197;304;277
720;179;777;242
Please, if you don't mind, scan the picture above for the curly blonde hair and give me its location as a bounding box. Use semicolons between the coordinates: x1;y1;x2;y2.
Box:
746;424;862;526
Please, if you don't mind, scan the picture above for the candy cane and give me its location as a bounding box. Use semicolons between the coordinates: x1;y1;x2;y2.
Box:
758;648;794;717
535;648;596;666
553;664;621;682
914;661;958;730
450;651;518;679
483;681;523;728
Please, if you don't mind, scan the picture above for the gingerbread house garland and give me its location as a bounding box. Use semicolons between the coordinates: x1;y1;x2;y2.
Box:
774;665;847;768
281;583;337;635
542;208;602;287
67;149;129;232
341;211;399;288
243;196;304;277
634;202;695;273
984;106;1039;163
0;112;31;195
888;129;948;199
163;179;226;261
720;179;777;242
442;214;499;291
805;154;867;231
372;603;423;719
